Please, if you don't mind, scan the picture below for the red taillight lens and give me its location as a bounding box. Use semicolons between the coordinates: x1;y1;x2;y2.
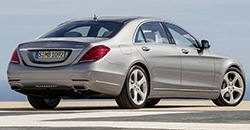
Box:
78;45;110;63
10;49;20;64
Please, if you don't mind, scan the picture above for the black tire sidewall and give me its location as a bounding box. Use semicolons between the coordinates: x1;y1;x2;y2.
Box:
28;96;60;109
145;98;161;107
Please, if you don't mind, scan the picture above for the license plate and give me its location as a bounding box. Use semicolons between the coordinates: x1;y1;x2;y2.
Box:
36;51;65;59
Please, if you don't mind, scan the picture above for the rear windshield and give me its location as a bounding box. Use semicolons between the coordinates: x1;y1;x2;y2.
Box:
39;21;123;38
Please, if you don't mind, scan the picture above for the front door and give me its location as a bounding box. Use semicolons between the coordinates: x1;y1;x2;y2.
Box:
165;23;215;92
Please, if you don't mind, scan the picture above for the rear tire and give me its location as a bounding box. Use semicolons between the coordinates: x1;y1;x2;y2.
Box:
116;65;149;109
27;96;61;109
212;67;245;106
144;99;161;107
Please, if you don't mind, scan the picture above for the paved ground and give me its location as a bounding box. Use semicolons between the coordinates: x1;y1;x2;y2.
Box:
0;100;250;130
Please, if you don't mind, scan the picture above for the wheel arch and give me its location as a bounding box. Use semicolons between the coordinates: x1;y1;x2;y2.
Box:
228;65;242;73
225;64;245;80
227;65;246;84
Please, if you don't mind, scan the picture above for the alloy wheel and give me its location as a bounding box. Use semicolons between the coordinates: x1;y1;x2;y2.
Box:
128;68;148;106
221;71;244;104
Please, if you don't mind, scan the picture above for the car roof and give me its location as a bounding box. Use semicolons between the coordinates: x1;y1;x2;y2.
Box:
60;16;164;25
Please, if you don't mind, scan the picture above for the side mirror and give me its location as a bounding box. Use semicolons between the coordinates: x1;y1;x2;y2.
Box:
201;40;211;49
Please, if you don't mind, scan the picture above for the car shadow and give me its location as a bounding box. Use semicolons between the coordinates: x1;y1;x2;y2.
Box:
0;104;216;111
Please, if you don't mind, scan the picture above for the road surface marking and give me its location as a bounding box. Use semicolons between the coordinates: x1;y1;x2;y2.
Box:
0;111;249;130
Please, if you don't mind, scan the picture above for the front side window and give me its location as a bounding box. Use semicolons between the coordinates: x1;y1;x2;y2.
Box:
134;22;169;44
40;21;123;38
165;23;198;48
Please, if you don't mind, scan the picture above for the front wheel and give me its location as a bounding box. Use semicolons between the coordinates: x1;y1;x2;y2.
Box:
212;67;245;106
27;96;61;109
116;65;149;109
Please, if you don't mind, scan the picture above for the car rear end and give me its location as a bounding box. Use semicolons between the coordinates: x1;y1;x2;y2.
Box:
7;19;129;99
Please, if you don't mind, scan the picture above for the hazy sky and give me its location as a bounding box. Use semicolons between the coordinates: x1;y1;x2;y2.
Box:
0;1;250;86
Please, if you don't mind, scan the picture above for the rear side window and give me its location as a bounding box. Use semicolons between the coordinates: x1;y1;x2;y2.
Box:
134;22;169;44
40;21;123;38
134;28;146;43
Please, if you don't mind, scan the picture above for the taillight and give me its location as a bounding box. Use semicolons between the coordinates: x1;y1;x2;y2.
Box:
78;45;110;63
10;49;20;64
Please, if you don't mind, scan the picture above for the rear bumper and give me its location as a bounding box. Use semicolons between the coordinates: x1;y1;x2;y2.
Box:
7;60;127;98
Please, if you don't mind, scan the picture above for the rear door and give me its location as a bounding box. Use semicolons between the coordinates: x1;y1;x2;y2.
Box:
165;23;215;92
133;22;181;93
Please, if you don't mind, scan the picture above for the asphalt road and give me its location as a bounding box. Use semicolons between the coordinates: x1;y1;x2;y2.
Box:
0;100;250;130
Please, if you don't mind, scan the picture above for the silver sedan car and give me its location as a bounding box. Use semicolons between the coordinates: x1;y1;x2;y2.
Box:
7;16;245;109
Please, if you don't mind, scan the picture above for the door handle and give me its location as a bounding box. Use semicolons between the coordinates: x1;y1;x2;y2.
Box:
181;49;189;54
142;46;150;51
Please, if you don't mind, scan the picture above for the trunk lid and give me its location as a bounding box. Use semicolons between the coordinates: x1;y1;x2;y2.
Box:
18;38;107;67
